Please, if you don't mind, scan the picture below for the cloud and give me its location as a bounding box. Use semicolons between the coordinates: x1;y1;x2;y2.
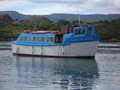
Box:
114;0;120;8
28;0;84;3
21;4;76;15
0;0;120;14
0;0;28;10
27;0;120;14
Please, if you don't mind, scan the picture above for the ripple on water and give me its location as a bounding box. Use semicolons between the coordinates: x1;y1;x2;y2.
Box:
0;42;120;90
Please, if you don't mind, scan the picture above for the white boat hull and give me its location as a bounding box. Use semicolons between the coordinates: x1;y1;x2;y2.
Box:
12;41;99;58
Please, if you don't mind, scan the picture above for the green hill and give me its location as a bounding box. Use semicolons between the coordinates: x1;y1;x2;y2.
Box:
0;15;56;40
93;20;120;41
0;14;13;23
0;11;30;20
17;16;56;30
0;14;120;41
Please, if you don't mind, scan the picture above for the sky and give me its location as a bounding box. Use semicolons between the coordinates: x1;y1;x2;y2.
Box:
0;0;120;15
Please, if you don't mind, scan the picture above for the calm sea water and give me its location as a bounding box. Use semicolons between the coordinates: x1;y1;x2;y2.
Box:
0;42;120;90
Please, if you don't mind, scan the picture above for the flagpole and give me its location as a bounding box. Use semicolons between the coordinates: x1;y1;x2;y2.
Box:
77;9;80;26
78;14;80;26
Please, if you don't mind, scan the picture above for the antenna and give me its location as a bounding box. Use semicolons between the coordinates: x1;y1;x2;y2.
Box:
78;14;80;26
77;9;80;26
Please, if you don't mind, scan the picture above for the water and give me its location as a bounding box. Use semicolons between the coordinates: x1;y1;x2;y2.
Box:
0;42;120;90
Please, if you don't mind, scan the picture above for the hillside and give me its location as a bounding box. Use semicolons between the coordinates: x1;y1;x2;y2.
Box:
20;15;51;24
13;15;56;30
0;14;13;23
93;20;120;41
0;11;120;22
0;14;56;40
0;11;30;20
43;14;120;22
0;14;120;41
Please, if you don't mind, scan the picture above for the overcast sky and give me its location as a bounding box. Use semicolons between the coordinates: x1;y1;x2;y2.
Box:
0;0;120;15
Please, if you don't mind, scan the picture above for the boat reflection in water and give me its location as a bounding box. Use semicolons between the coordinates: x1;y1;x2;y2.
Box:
12;56;99;90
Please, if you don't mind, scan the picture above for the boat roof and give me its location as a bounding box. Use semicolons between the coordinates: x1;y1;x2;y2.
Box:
24;30;61;34
23;25;94;35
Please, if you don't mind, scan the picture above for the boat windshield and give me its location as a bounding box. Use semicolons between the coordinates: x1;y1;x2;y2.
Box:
75;29;85;35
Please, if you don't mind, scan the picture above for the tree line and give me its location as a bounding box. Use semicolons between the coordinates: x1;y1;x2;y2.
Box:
0;15;120;41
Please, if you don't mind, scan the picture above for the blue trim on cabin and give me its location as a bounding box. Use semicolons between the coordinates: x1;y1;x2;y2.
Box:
12;26;100;46
12;41;70;46
65;36;100;44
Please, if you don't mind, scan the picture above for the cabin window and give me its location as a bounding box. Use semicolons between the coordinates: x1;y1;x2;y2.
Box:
75;29;85;35
21;36;27;41
47;37;54;42
37;37;44;42
50;37;54;42
29;36;36;42
47;37;50;42
87;29;92;35
55;34;63;43
87;28;92;35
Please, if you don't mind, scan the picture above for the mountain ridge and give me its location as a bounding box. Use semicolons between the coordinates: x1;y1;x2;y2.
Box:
43;14;120;22
0;14;13;23
0;11;120;22
0;11;30;20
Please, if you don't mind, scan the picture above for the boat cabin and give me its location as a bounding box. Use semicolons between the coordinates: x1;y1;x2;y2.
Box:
13;25;99;46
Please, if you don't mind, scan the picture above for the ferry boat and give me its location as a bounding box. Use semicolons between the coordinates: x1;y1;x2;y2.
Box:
12;24;100;58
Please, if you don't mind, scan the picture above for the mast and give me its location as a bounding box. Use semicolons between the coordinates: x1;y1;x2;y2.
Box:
78;14;80;26
77;9;80;26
